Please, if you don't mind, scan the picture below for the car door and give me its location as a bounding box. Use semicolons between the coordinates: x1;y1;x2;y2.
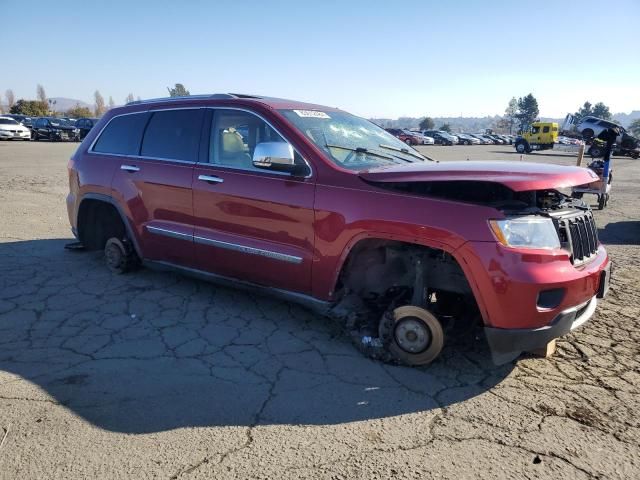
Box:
191;108;315;294
76;119;86;138
94;109;201;267
35;118;47;139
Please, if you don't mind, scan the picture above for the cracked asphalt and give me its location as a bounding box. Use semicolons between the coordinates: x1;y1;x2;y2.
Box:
1;141;639;479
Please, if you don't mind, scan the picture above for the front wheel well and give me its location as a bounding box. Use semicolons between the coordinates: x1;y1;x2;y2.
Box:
77;199;127;251
332;239;479;320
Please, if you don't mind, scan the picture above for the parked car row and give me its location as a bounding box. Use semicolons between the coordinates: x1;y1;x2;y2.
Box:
0;114;99;141
384;127;516;147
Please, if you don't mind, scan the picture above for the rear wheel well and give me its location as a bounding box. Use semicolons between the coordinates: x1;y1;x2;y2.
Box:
77;199;127;251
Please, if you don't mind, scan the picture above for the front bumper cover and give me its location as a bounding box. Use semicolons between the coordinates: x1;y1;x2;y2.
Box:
484;295;598;365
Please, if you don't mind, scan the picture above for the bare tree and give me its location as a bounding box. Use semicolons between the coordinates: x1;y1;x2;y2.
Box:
108;96;115;110
94;90;106;117
37;84;47;103
125;93;135;104
5;89;15;111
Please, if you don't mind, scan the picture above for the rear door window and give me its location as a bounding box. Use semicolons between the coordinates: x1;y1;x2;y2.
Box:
92;112;150;155
141;109;204;162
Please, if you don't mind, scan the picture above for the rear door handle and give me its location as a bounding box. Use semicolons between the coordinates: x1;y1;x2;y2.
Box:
198;175;224;184
121;165;140;172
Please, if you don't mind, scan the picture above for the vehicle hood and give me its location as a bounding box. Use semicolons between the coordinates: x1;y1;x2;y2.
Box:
359;160;600;191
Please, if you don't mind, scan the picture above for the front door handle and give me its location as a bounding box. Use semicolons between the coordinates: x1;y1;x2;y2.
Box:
121;165;140;172
198;174;224;184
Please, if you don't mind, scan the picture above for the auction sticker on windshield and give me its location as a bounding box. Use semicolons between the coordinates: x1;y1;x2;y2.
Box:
293;110;331;119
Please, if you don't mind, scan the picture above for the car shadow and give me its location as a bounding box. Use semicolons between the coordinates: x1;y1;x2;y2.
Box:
598;221;640;246
0;239;513;434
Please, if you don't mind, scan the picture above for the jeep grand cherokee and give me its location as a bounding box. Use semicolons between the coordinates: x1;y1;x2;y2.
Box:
67;93;611;365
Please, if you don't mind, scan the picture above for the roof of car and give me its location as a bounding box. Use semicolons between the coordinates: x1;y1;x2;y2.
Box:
124;93;342;112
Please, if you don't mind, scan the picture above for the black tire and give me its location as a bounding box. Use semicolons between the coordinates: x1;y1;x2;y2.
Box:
598;195;605;210
104;237;136;274
405;138;412;145
515;140;529;154
379;305;444;366
582;129;595;141
589;146;603;158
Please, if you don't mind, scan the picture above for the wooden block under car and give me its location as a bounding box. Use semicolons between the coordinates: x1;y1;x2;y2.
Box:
528;339;557;358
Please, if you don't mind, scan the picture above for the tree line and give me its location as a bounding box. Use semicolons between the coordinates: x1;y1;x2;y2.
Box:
416;94;626;135
0;85;141;118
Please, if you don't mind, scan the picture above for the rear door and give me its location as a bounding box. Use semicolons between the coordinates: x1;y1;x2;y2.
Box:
101;109;203;266
191;108;315;294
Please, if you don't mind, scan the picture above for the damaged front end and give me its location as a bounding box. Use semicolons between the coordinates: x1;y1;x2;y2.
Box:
334;166;608;366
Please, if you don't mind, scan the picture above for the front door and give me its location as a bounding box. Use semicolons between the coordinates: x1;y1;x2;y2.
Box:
191;109;315;294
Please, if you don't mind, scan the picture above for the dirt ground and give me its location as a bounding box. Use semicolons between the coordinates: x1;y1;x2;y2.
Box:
1;141;639;479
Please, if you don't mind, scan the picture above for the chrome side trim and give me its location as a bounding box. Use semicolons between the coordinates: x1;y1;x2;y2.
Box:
193;235;303;264
146;225;193;241
120;164;140;172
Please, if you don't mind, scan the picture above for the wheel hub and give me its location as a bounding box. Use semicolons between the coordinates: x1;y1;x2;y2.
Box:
393;316;431;353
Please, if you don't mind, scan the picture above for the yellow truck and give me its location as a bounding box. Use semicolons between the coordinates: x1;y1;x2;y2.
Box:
514;122;559;153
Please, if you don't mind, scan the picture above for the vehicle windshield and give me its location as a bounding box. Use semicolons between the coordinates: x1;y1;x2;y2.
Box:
49;118;69;126
280;109;430;170
0;118;19;125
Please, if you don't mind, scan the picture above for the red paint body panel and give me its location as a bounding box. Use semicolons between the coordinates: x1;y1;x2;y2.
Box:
67;96;611;337
110;158;195;267
192;165;315;293
360;161;599;191
457;242;609;329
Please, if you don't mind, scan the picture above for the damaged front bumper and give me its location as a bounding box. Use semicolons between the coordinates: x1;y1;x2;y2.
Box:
484;292;601;365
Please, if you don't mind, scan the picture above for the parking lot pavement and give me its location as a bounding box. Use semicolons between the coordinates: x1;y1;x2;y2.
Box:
1;141;639;479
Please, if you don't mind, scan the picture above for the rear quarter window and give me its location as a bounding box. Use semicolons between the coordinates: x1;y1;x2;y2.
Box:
140;109;203;162
92;112;150;155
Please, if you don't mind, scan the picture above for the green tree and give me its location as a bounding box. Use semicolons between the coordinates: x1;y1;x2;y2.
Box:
592;102;611;120
125;93;135;104
419;117;435;130
515;93;539;129
574;101;593;123
439;123;452;133
10;99;49;116
504;97;518;134
66;104;93;118
167;83;190;97
629;119;640;137
94;90;106;117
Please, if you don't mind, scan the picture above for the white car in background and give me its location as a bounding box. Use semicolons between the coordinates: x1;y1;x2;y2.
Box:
0;117;31;141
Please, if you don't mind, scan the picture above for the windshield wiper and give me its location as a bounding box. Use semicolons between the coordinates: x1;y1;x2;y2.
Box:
378;144;435;162
324;144;400;162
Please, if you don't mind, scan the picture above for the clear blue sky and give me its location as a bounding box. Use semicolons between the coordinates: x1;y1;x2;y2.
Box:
3;0;639;118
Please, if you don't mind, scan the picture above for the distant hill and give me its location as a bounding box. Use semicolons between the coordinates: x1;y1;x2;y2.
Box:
612;111;640;127
47;97;93;113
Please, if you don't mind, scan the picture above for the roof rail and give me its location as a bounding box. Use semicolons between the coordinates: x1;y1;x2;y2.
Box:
125;93;237;105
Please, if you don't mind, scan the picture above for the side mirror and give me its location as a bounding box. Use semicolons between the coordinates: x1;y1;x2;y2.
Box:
253;142;295;170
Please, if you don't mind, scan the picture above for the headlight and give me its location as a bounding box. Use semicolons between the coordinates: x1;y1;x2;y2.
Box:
489;216;560;249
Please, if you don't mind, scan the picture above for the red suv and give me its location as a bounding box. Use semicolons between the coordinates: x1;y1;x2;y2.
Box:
67;94;611;366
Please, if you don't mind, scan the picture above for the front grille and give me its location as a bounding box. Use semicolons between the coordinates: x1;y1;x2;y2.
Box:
556;212;599;264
